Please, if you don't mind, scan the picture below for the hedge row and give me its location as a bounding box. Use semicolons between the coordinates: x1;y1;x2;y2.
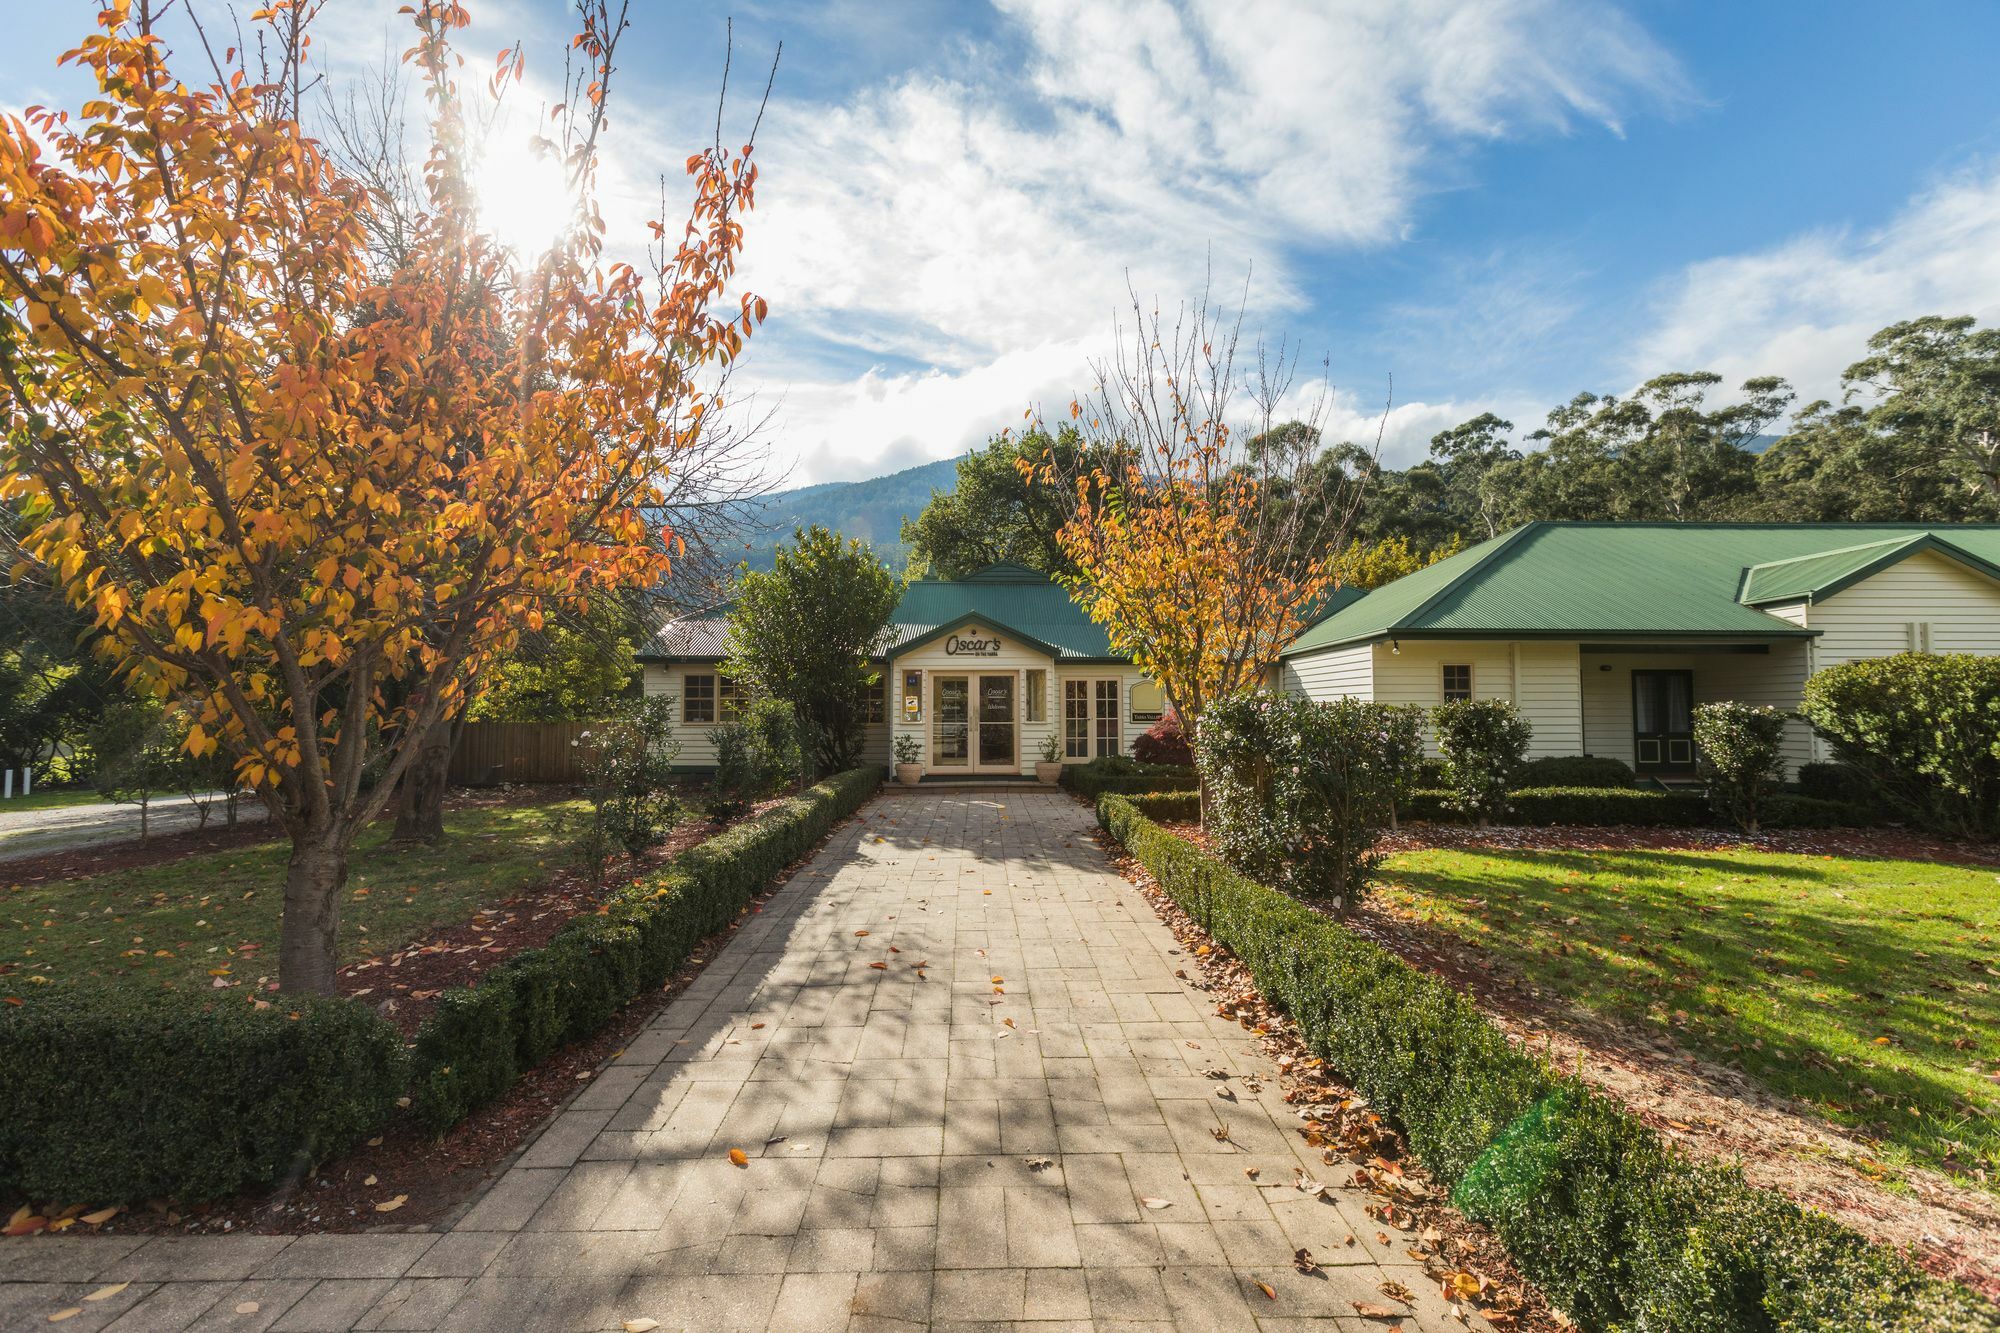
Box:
1402;785;1869;830
1125;790;1201;823
1060;757;1199;798
0;991;405;1205
409;765;882;1132
1098;795;1994;1332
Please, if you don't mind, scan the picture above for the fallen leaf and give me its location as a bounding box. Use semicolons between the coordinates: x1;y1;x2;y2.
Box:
46;1309;82;1324
623;1320;662;1332
1353;1302;1401;1319
373;1195;407;1213
363;1174;378;1187
79;1207;119;1227
1293;1247;1320;1274
234;1302;260;1315
1140;1196;1172;1210
854;930;869;937
83;1283;129;1302
1257;1281;1277;1300
868;961;888;971
728;1148;749;1167
751;1022;765;1030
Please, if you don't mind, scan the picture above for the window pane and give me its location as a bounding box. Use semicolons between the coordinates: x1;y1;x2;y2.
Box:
1442;664;1472;702
1064;679;1089;758
934;676;970;764
718;674;746;722
1095;679;1120;757
684;674;715;724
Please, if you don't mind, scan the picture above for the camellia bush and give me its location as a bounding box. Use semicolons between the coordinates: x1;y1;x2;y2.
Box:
1375;704;1428;831
1693;702;1790;832
1432;699;1533;826
1801;652;2000;839
1195;693;1397;915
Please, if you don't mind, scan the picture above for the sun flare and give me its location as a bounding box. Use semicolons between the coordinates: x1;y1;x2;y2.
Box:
470;131;575;259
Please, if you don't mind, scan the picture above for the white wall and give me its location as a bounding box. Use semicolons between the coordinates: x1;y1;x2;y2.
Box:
1372;640;1583;757
1279;643;1373;700
1793;550;2000;663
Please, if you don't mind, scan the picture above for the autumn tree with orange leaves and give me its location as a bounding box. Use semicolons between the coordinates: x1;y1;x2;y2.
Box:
0;0;771;993
1027;288;1377;758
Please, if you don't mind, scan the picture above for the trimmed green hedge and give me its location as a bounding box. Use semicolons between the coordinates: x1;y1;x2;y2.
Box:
410;766;882;1132
1097;794;1996;1333
1405;786;1711;827
0;991;405;1205
1518;755;1636;789
1404;786;1870;831
1060;756;1198;798
1126;790;1201;823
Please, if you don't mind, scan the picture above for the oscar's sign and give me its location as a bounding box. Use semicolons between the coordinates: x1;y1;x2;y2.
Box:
945;633;1001;657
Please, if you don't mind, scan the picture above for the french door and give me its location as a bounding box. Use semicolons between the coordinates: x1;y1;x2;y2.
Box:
1632;670;1695;774
1063;679;1122;759
934;674;1017;771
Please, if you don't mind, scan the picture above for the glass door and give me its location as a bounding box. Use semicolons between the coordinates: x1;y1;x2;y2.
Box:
1632;670;1694;773
932;676;970;767
977;674;1016;769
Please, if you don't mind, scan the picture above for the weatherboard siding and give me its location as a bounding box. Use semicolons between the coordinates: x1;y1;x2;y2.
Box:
1800;550;2000;663
1368;640;1581;757
1278;643;1373;700
1702;642;1814;770
640;663;889;770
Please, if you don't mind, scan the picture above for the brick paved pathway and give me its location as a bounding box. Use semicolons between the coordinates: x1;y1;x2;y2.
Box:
1;792;1455;1331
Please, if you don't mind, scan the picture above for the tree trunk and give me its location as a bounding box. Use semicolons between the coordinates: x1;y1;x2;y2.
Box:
279;831;348;996
392;718;452;843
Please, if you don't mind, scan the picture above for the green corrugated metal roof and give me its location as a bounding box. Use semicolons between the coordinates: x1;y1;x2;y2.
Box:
1739;533;2000;605
643;563;1124;662
1282;522;2000;657
887;565;1118;659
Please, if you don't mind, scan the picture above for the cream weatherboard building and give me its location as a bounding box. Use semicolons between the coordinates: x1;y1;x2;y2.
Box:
640;563;1168;776
1278;522;2000;776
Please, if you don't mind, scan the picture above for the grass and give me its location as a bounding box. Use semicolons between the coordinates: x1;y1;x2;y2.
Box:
1378;846;2000;1190
1;798;583;995
0;788;115;814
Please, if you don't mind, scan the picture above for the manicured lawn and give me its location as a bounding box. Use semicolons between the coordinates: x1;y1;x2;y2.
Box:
1;799;583;994
1379;846;2000;1188
0;788;111;814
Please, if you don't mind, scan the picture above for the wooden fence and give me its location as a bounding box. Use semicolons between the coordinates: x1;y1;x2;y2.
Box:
448;720;599;785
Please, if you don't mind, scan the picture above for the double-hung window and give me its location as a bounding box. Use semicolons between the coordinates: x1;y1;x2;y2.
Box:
1442;664;1473;703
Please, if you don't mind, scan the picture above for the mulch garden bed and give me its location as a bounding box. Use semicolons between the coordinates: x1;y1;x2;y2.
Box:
1094;826;1562;1333
60;792;829;1238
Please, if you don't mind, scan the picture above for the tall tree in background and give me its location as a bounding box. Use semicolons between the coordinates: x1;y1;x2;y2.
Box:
901;427;1091;580
1029;289;1372;749
0;2;769;993
725;526;899;773
1844;316;2000;506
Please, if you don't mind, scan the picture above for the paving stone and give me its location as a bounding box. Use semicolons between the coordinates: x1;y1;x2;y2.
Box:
269;1278;397;1331
260;1234;440;1280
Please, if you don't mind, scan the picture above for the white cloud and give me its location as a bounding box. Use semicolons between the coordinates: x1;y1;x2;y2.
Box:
1634;164;2000;407
732;0;1690;481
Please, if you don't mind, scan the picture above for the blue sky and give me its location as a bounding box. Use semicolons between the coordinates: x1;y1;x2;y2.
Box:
7;1;2000;483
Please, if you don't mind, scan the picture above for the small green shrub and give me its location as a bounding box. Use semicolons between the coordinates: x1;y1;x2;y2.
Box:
1693;702;1790;832
408;766;882;1131
1376;704;1429;830
1196;693;1400;915
709;696;808;816
1761;793;1868;829
1797;761;1879;806
570;696;683;884
1094;794;1998;1333
1801;652;2000;839
1432;699;1533;825
1518;755;1635;789
0;990;405;1204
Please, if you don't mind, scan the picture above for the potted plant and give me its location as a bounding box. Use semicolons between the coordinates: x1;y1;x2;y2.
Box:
893;733;923;787
1035;733;1064;785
